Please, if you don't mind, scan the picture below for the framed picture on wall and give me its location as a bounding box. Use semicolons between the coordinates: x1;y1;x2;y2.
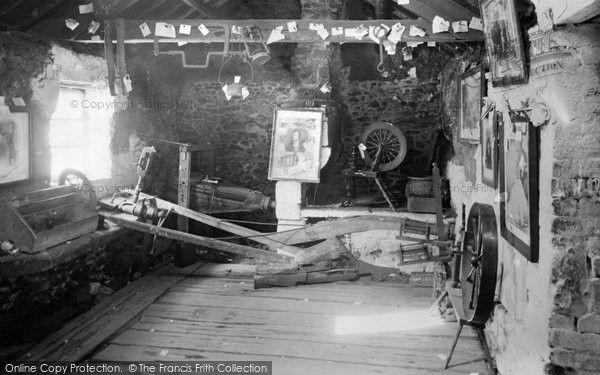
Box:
268;108;324;183
458;66;484;143
499;110;539;263
480;0;528;87
481;110;498;187
0;102;31;185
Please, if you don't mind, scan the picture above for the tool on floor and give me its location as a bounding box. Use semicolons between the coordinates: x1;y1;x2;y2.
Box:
254;239;401;289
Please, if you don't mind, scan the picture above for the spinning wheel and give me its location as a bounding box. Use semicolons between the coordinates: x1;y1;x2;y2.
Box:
359;121;407;172
58;168;97;209
460;203;498;324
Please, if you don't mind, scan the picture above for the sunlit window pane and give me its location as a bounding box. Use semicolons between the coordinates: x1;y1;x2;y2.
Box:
49;87;112;182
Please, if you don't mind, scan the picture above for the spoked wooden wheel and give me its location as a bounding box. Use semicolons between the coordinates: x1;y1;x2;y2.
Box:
460;203;498;324
58;168;97;209
359;121;407;171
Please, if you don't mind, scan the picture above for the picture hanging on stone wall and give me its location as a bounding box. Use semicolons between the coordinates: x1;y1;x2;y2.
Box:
0;100;30;185
499;109;539;262
268;108;324;183
458;66;484;143
481;109;498;187
480;0;528;87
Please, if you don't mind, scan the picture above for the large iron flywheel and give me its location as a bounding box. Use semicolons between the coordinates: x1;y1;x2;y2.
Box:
460;203;498;324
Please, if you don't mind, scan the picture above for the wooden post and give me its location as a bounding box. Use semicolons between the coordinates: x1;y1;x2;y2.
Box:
177;145;192;232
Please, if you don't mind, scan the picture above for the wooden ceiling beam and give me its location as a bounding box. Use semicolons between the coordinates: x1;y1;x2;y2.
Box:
393;7;420;20
0;0;25;18
447;0;481;17
181;9;202;20
97;0;141;18
70;19;483;44
163;4;190;19
418;0;479;20
181;0;223;19
138;0;173;19
19;0;71;31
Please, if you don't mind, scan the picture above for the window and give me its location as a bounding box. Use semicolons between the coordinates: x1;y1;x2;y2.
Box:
49;86;113;182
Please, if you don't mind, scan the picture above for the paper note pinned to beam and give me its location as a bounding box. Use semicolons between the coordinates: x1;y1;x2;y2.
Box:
469;17;484;31
317;27;330;40
79;3;94;14
87;20;100;34
452;20;469;33
155;22;176;38
331;26;344;36
139;22;151;37
409;25;426;37
432;15;450;34
266;26;285;44
65;19;79;30
387;22;405;43
395;0;410;4
198;24;210;36
179;24;192;35
287;21;298;32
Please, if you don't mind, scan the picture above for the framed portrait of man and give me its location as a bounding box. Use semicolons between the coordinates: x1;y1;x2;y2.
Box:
268;108;324;183
480;0;527;87
499;110;539;262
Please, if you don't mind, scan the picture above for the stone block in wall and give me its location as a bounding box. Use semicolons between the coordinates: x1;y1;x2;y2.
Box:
588;278;600;313
592;256;600;278
586;236;600;257
552;216;600;238
577;312;600;334
550;348;600;371
549;311;577;331
548;328;600;351
552;160;600;194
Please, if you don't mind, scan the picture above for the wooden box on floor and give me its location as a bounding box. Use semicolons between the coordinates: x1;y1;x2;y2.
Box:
0;185;98;254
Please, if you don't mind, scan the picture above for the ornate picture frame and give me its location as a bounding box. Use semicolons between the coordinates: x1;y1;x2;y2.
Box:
458;66;484;143
268;108;324;183
0;102;31;186
481;110;498;188
480;0;528;87
499;110;539;262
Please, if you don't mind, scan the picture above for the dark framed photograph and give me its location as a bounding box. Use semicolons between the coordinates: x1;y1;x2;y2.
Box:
499;110;539;263
268;108;324;183
0;103;31;185
480;0;528;87
458;66;484;143
481;110;498;187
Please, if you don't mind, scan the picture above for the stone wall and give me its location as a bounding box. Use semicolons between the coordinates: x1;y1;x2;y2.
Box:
338;78;442;177
544;25;600;375
176;79;296;196
445;24;600;375
0;225;149;357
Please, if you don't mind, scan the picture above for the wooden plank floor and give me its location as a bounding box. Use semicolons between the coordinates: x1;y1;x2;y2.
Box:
89;264;489;375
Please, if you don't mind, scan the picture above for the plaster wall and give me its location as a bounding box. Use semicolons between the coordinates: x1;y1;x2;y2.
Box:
446;25;600;374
